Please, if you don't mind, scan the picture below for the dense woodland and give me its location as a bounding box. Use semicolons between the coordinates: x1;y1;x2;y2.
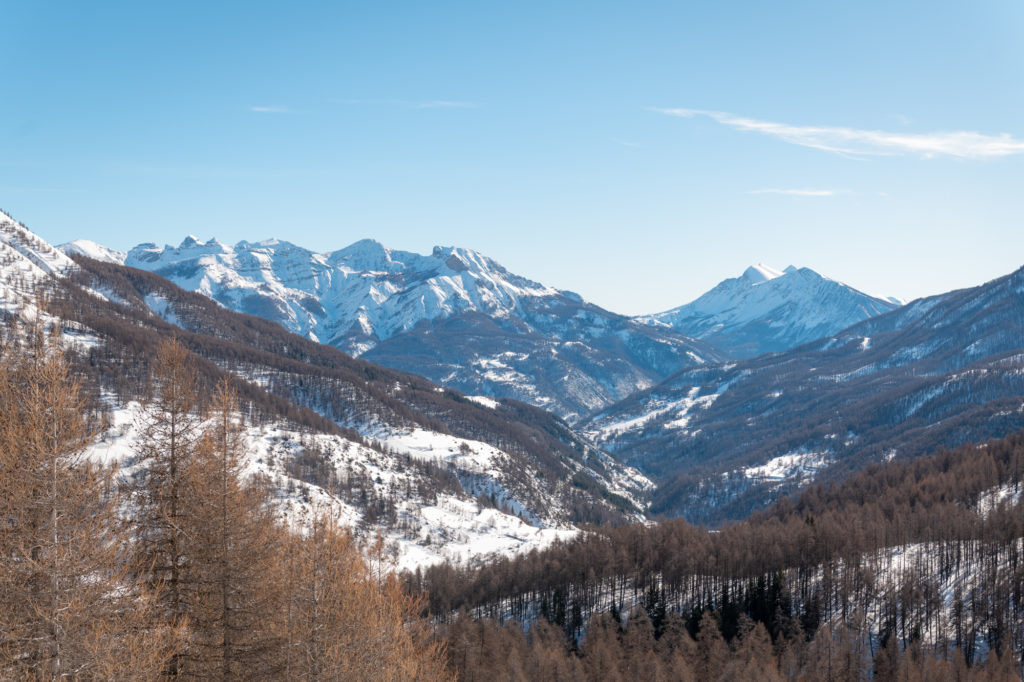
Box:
0;322;449;680
414;434;1024;680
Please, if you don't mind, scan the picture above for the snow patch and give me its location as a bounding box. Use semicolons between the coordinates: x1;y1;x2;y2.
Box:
466;395;501;409
744;450;830;482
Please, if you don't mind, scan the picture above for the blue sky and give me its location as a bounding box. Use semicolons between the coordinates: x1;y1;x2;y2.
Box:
3;1;1024;314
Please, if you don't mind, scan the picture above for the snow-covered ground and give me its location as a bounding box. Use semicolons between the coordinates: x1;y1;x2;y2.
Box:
743;450;831;482
977;481;1023;518
60;239;127;265
86;401;579;571
0;210;76;315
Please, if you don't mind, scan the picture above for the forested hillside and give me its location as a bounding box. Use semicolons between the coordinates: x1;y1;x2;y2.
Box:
51;254;648;533
0;322;449;679
415;433;1024;680
588;264;1024;523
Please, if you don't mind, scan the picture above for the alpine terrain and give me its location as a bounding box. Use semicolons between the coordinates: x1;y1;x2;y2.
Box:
637;263;901;359
5;210;651;571
588;266;1024;521
61;236;723;421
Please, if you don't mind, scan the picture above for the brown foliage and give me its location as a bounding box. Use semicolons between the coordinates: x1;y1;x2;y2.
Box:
184;379;287;679
281;513;452;681
0;318;180;678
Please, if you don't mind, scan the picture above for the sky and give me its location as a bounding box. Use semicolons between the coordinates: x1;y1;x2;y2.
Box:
3;1;1024;315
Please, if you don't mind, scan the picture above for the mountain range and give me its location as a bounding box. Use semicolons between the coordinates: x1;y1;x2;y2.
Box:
586;265;1024;521
4;211;652;570
48;218;1024;528
62;237;899;421
65;236;725;421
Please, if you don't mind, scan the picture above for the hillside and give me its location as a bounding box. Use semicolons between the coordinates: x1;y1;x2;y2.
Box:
1;213;652;569
420;430;1024;679
586;265;1024;521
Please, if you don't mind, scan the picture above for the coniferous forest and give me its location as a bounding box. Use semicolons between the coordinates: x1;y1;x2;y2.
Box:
416;432;1024;680
7;2;1024;679
0;320;449;680
0;231;1020;681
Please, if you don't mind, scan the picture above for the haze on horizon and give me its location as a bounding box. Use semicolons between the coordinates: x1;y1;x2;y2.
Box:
3;1;1024;315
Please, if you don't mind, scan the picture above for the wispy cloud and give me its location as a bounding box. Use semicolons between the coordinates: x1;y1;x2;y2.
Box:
655;108;1024;159
748;188;844;197
249;106;293;114
340;98;479;110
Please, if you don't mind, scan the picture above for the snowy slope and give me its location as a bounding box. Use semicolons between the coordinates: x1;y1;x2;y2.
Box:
88;401;586;570
0;209;75;312
89;236;720;420
0;213;651;569
60;239;127;265
638;264;900;359
588;263;1024;522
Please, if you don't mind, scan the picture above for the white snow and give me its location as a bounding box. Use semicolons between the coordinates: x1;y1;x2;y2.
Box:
744;450;830;482
120;236;561;357
144;293;179;325
84;401;579;571
0;211;76;313
977;482;1022;518
743;263;785;283
59;239;127;264
466;395;501;409
637;264;899;353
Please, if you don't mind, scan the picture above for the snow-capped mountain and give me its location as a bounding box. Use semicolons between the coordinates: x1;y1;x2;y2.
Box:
2;212;652;569
637;263;900;359
60;238;127;265
98;236;721;421
122;236;561;354
587;265;1024;522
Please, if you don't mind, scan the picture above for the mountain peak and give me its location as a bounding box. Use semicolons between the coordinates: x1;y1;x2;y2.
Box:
642;263;900;359
741;264;785;283
59;239;127;265
330;238;394;271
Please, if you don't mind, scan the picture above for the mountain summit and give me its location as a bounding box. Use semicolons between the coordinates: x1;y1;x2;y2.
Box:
637;264;900;359
101;236;720;420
